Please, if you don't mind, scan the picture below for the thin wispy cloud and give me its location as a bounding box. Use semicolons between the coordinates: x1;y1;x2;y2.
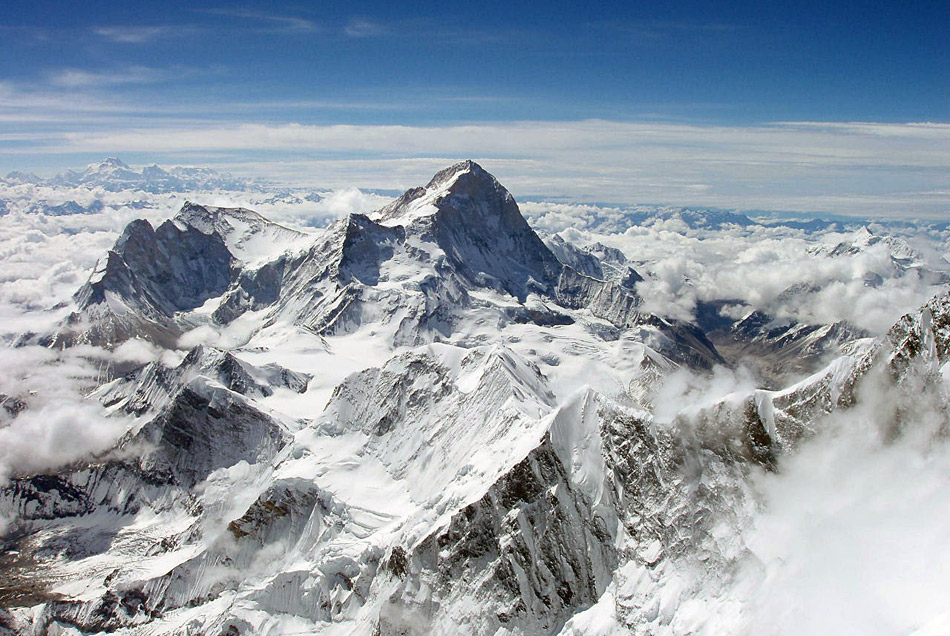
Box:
596;20;744;34
46;66;181;88
41;119;948;166
92;25;197;43
588;20;744;43
221;93;518;112
343;18;390;38
0;81;137;115
334;15;539;45
197;8;317;33
0;24;51;43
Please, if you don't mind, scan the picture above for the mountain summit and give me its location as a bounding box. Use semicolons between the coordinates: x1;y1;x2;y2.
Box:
375;160;563;300
376;160;514;224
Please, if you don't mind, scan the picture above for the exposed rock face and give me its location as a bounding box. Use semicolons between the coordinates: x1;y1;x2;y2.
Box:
131;382;290;490
388;160;564;300
78;218;233;317
97;345;310;415
382;434;617;635
56;203;309;348
545;235;643;288
213;255;293;323
685;289;950;464
2;372;292;520
696;300;869;385
62;217;234;347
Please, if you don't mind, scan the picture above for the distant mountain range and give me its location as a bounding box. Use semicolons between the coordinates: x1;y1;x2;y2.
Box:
2;157;262;193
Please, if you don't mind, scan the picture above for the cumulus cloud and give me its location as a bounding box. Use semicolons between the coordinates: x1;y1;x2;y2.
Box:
652;363;759;425
736;359;950;635
112;338;164;365
0;342;146;535
744;429;950;634
0;345;131;485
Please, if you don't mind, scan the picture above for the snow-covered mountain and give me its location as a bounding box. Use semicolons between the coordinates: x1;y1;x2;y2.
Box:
806;226;950;288
1;161;949;635
2;158;261;193
51;161;722;368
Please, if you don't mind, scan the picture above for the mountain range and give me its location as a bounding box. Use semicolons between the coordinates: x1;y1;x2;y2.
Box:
2;158;260;194
1;161;947;635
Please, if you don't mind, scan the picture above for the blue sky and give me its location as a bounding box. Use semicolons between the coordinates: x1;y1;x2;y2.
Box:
1;0;948;215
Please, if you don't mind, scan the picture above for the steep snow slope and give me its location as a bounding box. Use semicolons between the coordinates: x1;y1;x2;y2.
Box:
558;291;950;636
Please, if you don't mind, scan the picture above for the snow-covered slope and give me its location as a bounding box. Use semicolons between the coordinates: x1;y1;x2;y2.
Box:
9;289;944;634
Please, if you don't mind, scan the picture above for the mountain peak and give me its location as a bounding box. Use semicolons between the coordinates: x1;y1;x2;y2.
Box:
85;157;131;173
174;201;264;228
366;160;563;300
374;159;509;226
3;170;40;184
173;201;310;266
852;225;875;245
424;159;489;190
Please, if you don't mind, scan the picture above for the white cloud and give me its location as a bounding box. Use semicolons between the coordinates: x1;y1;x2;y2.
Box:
0;345;132;485
112;338;164;364
343;18;389;38
634;354;950;635
39;120;947;166
92;25;187;44
534;205;950;334
1;119;940;216
197;9;317;33
48;66;175;88
738;364;950;635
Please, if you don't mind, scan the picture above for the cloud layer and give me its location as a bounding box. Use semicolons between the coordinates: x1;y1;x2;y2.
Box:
528;203;950;334
1;116;948;217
